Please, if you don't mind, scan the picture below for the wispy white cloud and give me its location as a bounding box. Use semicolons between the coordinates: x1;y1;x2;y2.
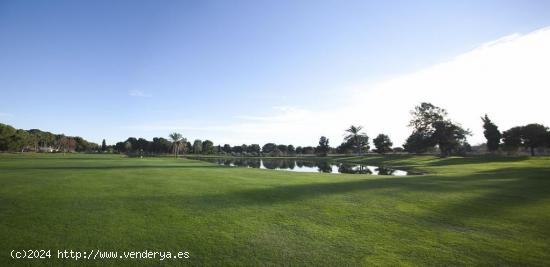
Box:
129;26;550;147
348;26;550;146
128;90;151;98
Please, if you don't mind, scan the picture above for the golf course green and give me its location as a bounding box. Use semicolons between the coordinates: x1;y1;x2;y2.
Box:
1;153;549;266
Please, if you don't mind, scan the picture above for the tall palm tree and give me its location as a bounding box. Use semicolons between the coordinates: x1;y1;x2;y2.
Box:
344;125;366;155
169;132;183;158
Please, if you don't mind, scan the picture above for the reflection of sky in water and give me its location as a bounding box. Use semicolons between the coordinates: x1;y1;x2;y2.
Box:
194;158;409;176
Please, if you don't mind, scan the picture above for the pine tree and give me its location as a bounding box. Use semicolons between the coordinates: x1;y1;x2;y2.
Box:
481;114;501;152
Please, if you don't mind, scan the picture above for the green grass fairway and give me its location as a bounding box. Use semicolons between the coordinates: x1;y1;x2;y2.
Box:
1;154;550;266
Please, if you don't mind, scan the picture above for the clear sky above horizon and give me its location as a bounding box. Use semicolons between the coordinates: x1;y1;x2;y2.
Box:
1;0;550;146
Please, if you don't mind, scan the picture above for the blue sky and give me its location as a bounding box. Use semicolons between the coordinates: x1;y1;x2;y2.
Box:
1;0;550;146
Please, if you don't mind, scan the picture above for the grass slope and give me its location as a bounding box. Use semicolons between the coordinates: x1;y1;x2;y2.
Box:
1;153;549;266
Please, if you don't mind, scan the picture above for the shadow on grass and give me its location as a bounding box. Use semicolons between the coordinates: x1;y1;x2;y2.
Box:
424;155;531;166
120;175;440;211
417;166;550;223
131;166;550;225
333;154;531;168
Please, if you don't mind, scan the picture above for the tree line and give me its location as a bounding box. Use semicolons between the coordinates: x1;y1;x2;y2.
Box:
111;102;549;157
1;102;549;156
401;103;550;156
0;123;98;152
481;115;549;156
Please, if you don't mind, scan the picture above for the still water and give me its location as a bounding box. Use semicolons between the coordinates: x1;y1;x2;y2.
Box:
192;157;408;176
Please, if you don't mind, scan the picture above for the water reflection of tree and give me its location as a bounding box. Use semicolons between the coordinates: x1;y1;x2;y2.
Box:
259;159;296;169
234;158;245;166
246;159;261;168
338;164;372;174
317;161;333;173
262;159;279;169
376;166;395;175
288;161;295;170
280;160;290;169
299;161;316;168
201;157;406;176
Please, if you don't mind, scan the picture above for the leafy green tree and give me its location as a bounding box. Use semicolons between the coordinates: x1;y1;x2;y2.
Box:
405;102;469;157
179;138;188;154
101;139;107;152
344;125;369;155
502;127;523;153
481;114;501;152
409;102;447;133
454;141;472;156
295;146;303;154
26;129;41;150
432;120;470;157
124;141;132;152
169;132;183;158
10;129;30;152
240;144;248;154
202;140;214;154
521;123;548;156
316;136;330;156
221;144;230;153
0;123;16;151
58;136;76;152
276;144;287;155
262;143;277;154
287;145;295;155
125;137;138;153
185;141;192;152
358;135;370;153
0;123;98;152
247;144;261;154
10;130;27;151
404;131;434;154
151;137;171;154
192;139;202;154
26;132;38;151
114;142;124;153
136;138;150;152
302;146;315;154
73;136;98;152
232;145;243;154
29;129;55;149
373;134;393;154
336;139;354;154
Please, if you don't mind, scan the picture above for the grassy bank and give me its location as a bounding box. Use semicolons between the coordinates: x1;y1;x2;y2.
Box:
1;153;549;266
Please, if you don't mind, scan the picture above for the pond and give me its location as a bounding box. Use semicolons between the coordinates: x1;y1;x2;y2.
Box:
190;157;409;176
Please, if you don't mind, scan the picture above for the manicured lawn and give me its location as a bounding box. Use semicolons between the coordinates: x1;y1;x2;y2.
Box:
1;153;549;266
